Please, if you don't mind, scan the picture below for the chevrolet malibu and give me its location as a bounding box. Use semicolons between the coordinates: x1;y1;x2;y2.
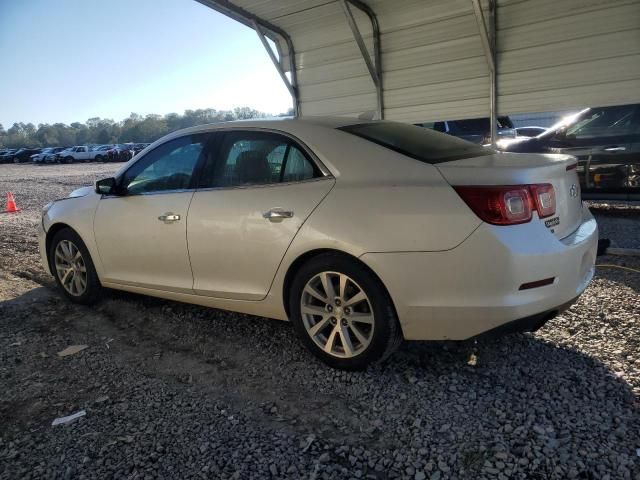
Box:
39;118;598;369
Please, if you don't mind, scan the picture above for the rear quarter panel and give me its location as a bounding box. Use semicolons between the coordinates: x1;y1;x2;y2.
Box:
278;124;482;255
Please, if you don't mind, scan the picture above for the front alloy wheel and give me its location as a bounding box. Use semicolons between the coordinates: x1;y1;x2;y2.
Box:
54;240;87;296
51;228;102;305
301;272;374;358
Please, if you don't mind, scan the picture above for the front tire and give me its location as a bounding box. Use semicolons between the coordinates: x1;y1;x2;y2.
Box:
289;253;402;370
50;228;102;305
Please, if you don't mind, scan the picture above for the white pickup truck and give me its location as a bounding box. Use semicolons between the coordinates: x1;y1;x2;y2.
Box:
57;146;107;163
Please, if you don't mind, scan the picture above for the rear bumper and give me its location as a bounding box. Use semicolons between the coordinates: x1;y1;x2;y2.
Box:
471;296;577;340
361;204;598;340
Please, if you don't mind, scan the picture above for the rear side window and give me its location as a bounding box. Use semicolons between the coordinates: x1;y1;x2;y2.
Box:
339;121;493;164
201;131;321;188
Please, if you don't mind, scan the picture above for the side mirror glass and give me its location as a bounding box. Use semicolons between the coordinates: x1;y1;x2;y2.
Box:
95;177;118;195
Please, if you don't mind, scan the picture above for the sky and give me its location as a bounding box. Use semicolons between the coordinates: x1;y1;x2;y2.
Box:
0;0;292;127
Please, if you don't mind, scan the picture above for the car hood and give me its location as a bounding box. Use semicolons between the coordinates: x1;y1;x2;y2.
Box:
68;186;94;198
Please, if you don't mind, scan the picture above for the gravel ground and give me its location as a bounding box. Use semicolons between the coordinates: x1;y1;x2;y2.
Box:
586;201;640;250
1;163;639;480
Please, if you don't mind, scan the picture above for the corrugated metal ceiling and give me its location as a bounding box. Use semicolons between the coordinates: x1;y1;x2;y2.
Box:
197;0;640;122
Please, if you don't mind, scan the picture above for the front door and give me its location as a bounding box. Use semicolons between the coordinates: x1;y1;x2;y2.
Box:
94;133;211;292
187;130;335;300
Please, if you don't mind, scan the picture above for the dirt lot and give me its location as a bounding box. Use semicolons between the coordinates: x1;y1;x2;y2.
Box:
1;163;639;480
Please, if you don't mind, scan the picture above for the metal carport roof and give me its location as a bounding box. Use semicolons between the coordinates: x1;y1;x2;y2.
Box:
196;0;640;140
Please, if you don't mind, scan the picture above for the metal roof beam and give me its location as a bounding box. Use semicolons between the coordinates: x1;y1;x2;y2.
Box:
195;0;300;116
253;20;297;107
341;0;384;119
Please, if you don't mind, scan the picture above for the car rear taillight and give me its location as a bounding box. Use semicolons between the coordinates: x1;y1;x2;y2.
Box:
454;184;556;226
529;183;556;218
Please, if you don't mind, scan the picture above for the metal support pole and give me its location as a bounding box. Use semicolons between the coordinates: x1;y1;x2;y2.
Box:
253;19;298;114
472;0;496;144
341;0;383;120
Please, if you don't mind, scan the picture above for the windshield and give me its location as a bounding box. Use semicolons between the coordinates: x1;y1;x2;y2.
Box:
339;121;494;164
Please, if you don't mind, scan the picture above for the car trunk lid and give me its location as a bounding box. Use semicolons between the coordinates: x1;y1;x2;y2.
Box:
436;152;583;239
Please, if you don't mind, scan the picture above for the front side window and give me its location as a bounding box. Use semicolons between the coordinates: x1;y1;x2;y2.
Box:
340;121;493;164
203;131;320;188
121;134;207;195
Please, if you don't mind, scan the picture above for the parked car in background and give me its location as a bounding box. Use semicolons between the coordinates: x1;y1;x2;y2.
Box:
90;145;113;162
8;148;42;163
0;149;18;163
515;126;547;138
43;147;68;163
32;147;62;163
56;145;106;163
133;143;150;154
39;118;597;369
416;116;516;144
499;103;640;200
106;144;135;162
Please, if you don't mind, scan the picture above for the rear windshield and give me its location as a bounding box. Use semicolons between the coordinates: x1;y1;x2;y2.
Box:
339;121;494;164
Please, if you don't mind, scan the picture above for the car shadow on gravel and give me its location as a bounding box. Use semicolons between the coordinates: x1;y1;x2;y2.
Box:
2;282;638;478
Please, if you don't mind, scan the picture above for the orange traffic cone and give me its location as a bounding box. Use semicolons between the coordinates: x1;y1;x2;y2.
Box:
3;192;20;213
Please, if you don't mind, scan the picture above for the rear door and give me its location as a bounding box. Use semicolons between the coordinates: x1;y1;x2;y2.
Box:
187;130;335;300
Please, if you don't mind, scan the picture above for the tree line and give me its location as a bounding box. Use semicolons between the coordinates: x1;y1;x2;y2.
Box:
0;107;292;148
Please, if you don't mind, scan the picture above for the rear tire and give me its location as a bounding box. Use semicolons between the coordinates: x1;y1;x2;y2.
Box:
50;228;102;305
95;155;103;162
64;156;73;164
289;253;402;370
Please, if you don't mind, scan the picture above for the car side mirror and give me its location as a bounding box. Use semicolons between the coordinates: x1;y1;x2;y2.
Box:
95;177;118;195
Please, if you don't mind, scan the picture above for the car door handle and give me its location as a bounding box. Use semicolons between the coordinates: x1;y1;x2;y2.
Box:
158;213;180;223
263;209;294;221
603;146;626;152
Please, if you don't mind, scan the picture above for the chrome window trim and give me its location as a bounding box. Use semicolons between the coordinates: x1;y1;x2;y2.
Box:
101;188;196;199
194;175;334;193
115;126;333;198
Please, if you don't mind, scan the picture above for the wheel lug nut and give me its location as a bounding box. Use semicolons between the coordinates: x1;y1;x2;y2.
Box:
344;307;351;315
341;319;348;326
330;317;337;325
335;299;341;306
327;305;333;312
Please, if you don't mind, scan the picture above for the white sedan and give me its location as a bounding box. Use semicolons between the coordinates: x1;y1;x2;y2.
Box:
38;117;598;369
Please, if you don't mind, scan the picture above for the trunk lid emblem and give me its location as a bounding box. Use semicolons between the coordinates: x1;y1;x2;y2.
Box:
569;184;578;198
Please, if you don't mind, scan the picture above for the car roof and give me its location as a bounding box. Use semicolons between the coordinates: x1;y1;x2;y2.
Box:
179;116;367;135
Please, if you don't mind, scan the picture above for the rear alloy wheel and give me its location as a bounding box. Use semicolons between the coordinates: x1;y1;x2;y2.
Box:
51;228;102;304
301;272;374;358
290;253;402;370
